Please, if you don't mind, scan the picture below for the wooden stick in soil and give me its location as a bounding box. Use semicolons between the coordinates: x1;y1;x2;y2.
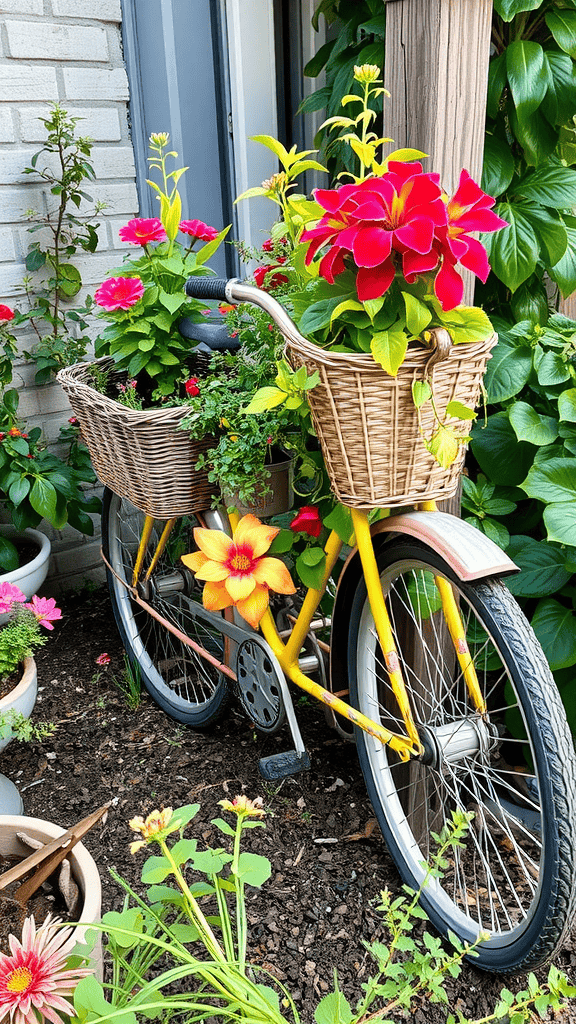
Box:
0;803;110;905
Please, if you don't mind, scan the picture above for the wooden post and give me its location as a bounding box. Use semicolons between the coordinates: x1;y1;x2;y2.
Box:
384;0;493;303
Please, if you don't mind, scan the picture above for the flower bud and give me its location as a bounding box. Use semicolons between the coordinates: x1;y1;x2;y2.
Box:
353;63;381;84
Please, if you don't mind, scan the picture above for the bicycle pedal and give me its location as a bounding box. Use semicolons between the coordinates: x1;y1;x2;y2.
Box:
258;750;311;780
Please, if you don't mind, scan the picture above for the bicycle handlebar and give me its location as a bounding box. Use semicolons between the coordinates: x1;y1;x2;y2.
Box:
184;276;305;346
184;277;232;301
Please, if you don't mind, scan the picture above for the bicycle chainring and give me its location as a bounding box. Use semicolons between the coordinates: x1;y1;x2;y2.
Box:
235;636;286;734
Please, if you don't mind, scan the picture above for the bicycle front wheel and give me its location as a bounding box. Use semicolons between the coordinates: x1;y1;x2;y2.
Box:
348;539;576;973
102;488;230;727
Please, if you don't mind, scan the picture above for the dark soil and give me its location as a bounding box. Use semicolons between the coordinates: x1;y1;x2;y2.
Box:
5;584;576;1023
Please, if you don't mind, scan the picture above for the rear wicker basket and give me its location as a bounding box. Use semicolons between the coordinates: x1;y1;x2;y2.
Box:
286;330;496;510
57;358;214;518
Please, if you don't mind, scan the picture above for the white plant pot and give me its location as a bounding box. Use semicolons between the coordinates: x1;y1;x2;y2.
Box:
0;526;51;599
0;657;37;754
0;816;103;977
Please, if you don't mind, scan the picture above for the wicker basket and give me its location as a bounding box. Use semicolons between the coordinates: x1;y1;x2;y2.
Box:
286;329;496;509
57;358;214;518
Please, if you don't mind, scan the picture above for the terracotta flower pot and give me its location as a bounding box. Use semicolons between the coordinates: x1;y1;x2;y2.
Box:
0;816;103;977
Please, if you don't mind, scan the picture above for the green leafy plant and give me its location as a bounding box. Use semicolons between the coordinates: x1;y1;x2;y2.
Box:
478;0;576;323
0;709;55;743
59;800;576;1024
0;584;61;687
17;104;104;382
114;653;142;710
93;133;229;400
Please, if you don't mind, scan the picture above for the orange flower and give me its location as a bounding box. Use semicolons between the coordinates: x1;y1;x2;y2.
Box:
181;513;296;628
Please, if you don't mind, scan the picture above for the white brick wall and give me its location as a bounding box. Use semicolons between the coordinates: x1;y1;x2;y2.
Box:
0;0;138;590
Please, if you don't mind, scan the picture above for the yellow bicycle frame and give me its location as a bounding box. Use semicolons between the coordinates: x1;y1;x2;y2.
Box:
129;502;486;762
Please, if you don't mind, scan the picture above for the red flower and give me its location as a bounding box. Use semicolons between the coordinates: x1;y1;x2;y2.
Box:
0;305;15;323
253;256;288;291
96;652;111;666
119;218;167;246
68;417;79;426
179;219;219;241
302;165;447;301
261;238;274;252
95;277;145;311
218;303;236;314
290;505;323;538
185;377;200;397
8;428;21;437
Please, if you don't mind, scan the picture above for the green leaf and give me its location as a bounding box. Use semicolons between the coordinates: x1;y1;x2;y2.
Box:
483;341;532;402
520;207;567;267
544;501;576;545
250;134;292;168
482;135;515;197
494;0;541;21
521;457;576;503
141;856;171;884
402;292;431;336
446;400;476;421
323;503;352;543
505;535;571;597
158;288;185;314
314;990;354;1024
412;379;432;409
514;167;576;208
235;851;272;887
471;413;535;486
537;350;571;386
371;327;408;376
508;402;558;446
482;203;538;292
296;549;326;589
9;476;31;506
267;528;295;554
487;54;507;120
532;598;576;670
244;387;287;413
194;225;230;267
329;298;364;326
0;536;18;572
506;41;548;121
298;296;352;334
542;52;576;125
29;477;58;524
426;424;460;468
441;305;495;345
546;10;576;58
549;216;576;298
559;389;576;423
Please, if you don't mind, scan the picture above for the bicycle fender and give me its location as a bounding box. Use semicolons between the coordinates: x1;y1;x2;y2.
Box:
371;510;519;583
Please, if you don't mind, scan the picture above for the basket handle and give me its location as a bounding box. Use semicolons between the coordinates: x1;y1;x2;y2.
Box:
424;327;452;371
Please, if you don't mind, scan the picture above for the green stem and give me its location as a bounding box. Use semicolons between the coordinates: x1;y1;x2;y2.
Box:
159;838;227;963
232;818;247;971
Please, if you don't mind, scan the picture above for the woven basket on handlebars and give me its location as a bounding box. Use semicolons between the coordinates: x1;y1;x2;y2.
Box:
285;329;497;510
57;358;214;518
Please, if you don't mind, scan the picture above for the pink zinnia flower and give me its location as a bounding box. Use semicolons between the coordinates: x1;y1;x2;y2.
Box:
118;217;167;246
95;652;111;666
179;219;219;241
25;595;62;631
94;277;144;311
0;582;26;616
0;914;91;1024
0;304;15;322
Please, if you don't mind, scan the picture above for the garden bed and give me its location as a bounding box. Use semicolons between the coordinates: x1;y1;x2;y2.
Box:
6;584;576;1023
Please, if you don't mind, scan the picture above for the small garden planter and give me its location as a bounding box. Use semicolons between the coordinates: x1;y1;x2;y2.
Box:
224;450;294;518
286;329;497;509
0;656;38;814
58;358;214;519
0;527;51;610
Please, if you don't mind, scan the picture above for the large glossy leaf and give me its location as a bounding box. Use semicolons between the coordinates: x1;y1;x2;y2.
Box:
508;401;558;446
558;389;576;422
520;207;567;267
482;135;515;197
549;215;576;298
486;55;507;120
514;166;576;208
546;10;576;58
506;42;548;121
482;203;538;291
521;457;576;503
29;478;59;525
541;52;576;125
483;341;532;402
544;501;576;545
470;413;535;486
505;535;571;597
510;105;559;166
494;0;544;20
537;351;571;386
532;598;576;670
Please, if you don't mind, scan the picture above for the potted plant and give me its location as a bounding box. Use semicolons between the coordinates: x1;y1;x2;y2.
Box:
57;132;230;520
0;583;60;813
237;64;508;509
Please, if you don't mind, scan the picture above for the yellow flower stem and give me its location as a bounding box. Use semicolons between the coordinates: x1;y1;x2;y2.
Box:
159;838;227;964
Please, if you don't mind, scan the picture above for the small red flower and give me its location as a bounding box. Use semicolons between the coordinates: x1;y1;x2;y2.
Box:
68;417;79;426
261;238;274;252
96;652;111;666
185;377;200;397
21;433;28;439
119;218;167;246
179;219;219;241
8;428;21;437
218;303;236;315
290;506;323;538
253;258;288;291
0;433;4;441
0;304;15;322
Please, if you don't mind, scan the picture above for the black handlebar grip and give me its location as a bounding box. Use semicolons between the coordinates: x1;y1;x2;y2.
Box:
185;277;231;301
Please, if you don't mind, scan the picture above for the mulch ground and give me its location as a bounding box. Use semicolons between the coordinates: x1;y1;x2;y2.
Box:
4;584;576;1023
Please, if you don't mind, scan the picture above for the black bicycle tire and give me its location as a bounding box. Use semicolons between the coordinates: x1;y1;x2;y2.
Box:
101;488;231;727
348;539;576;973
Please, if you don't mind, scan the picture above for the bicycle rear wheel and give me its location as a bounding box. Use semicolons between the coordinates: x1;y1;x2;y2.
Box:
348;539;576;973
102;488;230;727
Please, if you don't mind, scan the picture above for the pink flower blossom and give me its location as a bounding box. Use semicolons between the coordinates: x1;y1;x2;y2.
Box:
0;305;15;323
67;417;79;426
0;914;92;1024
185;377;200;397
94;277;145;311
0;582;26;616
261;239;274;252
118;217;167;246
95;652;111;666
179;219;219;241
253;257;288;291
24;595;62;631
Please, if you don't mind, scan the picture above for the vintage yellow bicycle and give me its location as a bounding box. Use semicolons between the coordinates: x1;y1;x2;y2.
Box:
100;277;576;976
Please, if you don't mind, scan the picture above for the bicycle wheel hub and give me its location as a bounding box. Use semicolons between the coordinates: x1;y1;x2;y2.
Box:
419;717;498;769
